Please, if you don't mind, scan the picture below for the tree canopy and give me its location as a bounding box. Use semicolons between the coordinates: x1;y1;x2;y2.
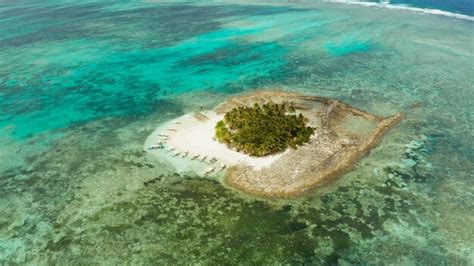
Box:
215;102;315;157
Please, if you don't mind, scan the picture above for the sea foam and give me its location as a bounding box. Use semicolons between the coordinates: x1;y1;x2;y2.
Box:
322;0;474;21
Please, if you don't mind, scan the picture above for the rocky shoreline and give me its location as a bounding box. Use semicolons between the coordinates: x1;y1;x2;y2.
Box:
221;90;402;198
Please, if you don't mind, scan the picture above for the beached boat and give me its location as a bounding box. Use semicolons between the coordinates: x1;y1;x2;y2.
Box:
204;167;215;176
167;128;177;132
191;154;200;160
200;155;207;162
181;151;189;158
147;143;164;150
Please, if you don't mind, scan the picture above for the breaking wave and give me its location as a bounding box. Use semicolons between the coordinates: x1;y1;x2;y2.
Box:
322;0;474;21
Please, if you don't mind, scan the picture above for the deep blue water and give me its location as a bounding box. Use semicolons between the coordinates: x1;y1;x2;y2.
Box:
360;0;474;16
392;0;474;16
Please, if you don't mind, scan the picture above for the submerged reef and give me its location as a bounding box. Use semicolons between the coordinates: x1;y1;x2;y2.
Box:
1;90;471;265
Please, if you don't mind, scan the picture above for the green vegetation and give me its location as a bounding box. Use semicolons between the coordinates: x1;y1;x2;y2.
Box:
215;102;315;157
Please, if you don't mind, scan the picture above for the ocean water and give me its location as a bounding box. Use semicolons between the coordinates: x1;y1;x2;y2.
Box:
1;0;473;264
322;0;474;16
378;0;474;16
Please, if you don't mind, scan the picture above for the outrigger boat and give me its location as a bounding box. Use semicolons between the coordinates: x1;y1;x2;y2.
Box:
157;133;169;137
204;167;215;176
167;128;177;132
173;151;181;157
191;154;200;160
147;143;164;150
209;157;218;164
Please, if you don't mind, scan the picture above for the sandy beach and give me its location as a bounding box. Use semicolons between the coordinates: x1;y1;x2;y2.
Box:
144;110;285;174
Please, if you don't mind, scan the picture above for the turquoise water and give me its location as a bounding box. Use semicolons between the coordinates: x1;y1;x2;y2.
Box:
1;1;473;264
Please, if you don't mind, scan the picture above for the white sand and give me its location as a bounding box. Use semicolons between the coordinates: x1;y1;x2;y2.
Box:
144;111;284;174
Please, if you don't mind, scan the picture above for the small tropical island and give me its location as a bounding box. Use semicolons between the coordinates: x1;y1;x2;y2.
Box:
144;90;402;198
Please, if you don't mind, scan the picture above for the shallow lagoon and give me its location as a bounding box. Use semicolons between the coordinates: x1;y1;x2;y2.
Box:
0;1;473;264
